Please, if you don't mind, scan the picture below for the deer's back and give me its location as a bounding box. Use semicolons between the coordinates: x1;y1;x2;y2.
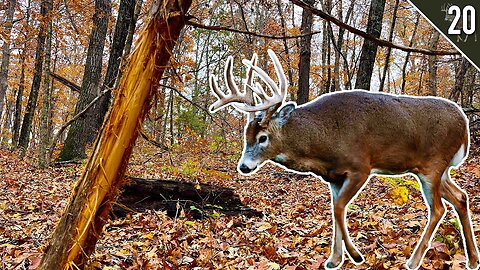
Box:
283;90;468;174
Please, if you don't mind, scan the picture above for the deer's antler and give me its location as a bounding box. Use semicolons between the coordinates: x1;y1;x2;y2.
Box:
209;50;287;127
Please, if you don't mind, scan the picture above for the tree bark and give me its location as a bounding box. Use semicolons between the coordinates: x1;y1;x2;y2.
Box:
400;14;420;94
18;0;51;150
58;0;111;161
39;9;53;168
427;31;440;96
449;57;471;102
11;0;31;147
275;0;294;96
354;0;386;90
297;0;315;105
378;0;399;92
124;0;143;58
38;0;192;268
96;0;136;133
0;0;16;124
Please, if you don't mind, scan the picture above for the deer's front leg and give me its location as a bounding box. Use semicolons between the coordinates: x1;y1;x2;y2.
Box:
326;173;367;269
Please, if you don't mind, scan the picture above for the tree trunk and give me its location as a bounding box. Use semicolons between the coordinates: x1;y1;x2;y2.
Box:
12;52;26;146
427;31;440;96
96;0;136;133
332;0;354;92
354;0;386;90
297;0;315;105
124;0;143;58
0;0;16;124
276;0;294;97
400;14;420;94
58;0;111;161
38;0;192;268
324;0;332;93
39;10;53;168
18;0;51;150
449;57;471;102
378;0;399;92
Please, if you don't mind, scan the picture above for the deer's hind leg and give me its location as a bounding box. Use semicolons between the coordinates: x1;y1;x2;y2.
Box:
441;170;479;269
407;169;446;270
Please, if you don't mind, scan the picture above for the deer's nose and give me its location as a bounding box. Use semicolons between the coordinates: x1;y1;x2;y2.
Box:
239;164;253;174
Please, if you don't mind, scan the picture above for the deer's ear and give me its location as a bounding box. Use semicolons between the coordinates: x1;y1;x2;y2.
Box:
273;103;295;128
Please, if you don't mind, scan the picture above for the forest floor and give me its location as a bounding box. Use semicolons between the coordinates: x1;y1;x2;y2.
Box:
1;136;480;269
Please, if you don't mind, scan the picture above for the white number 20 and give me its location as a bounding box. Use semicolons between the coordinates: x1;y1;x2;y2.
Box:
448;5;476;35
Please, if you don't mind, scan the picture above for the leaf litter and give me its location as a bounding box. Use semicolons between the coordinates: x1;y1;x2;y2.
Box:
1;141;480;269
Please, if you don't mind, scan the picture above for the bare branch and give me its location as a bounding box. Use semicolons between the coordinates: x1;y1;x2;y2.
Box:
50;72;81;92
291;0;460;56
186;20;323;40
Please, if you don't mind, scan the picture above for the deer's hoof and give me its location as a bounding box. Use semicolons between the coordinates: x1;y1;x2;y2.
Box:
406;259;420;270
468;259;480;270
351;253;364;264
325;257;342;270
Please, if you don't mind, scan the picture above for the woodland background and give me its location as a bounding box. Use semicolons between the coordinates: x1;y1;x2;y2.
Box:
1;0;480;268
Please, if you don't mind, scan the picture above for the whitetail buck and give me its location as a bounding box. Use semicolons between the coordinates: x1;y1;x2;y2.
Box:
209;50;479;270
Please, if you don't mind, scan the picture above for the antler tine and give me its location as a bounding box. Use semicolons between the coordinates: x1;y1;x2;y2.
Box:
209;55;256;113
209;50;288;123
238;50;287;115
225;56;240;96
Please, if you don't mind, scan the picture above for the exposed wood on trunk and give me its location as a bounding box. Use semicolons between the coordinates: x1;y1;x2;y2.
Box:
113;177;262;218
38;0;193;268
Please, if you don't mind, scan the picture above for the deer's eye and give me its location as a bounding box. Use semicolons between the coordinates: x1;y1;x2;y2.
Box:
258;135;268;144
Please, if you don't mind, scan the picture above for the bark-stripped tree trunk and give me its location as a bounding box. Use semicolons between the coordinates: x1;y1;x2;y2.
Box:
58;0;111;161
39;7;53;168
18;0;51;150
38;0;192;268
354;0;386;90
297;0;315;105
0;0;16;124
427;31;440;96
378;0;399;92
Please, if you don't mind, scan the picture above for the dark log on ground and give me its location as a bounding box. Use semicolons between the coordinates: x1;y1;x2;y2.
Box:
113;177;262;219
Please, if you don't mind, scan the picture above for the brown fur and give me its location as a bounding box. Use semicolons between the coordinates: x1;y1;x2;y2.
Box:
243;90;478;269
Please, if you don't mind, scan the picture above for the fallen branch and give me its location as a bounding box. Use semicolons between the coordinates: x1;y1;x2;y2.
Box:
291;0;460;56
113;177;262;218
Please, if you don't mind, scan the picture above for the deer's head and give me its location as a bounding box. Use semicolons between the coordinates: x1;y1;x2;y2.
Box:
209;50;295;175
